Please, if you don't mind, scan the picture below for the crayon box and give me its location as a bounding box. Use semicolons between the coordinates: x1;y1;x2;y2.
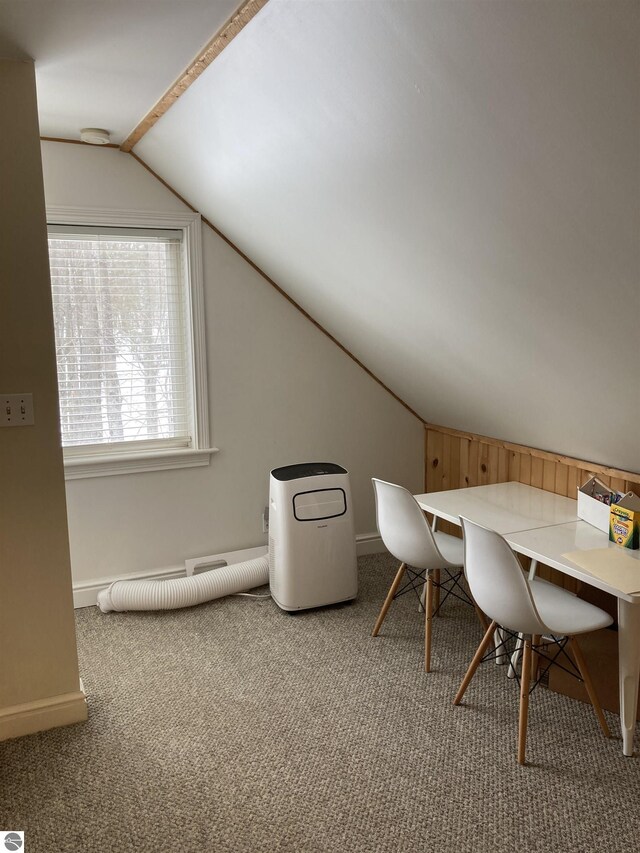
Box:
609;493;640;549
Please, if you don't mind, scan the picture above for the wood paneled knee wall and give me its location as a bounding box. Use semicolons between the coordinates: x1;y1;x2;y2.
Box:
424;423;640;594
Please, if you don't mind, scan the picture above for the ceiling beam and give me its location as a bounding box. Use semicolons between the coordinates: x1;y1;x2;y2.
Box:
120;0;269;153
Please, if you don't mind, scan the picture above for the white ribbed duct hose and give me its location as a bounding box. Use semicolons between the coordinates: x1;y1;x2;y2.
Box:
96;555;269;613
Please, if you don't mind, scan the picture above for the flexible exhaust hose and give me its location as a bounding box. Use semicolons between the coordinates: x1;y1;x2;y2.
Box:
96;555;269;613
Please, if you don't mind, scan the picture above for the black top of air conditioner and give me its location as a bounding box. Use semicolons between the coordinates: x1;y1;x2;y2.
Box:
270;462;347;482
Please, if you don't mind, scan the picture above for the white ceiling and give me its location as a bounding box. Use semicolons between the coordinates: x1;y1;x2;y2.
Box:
0;0;242;142
2;0;639;471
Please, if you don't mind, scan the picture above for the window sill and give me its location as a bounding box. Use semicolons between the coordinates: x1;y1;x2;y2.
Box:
63;447;219;480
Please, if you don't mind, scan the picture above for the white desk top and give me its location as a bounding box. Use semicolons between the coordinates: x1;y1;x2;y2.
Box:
505;521;640;603
414;482;578;534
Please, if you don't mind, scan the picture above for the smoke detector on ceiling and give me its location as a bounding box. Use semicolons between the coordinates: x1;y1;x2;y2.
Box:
80;128;111;145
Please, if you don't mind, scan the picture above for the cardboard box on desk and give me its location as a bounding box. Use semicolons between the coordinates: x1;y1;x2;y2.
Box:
577;476;625;533
609;493;640;549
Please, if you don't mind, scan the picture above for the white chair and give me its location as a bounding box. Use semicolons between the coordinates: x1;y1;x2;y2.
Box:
454;517;613;765
371;479;487;672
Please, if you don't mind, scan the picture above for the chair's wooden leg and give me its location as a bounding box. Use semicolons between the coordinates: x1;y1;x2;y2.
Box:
518;639;532;765
568;637;611;738
532;634;541;683
372;563;406;637
433;568;441;615
454;621;498;705
425;573;434;672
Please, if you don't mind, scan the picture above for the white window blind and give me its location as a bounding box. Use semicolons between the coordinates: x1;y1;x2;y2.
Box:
48;225;192;451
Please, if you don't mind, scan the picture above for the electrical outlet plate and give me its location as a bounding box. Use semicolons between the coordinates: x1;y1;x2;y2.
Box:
262;506;269;533
1;393;34;427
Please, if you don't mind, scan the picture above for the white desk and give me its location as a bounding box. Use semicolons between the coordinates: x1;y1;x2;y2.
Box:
414;482;640;757
414;481;579;534
505;522;640;603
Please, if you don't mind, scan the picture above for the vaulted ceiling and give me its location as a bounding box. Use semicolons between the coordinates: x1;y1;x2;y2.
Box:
1;1;639;471
0;0;241;142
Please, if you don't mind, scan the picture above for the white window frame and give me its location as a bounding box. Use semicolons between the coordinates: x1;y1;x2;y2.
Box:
46;206;217;479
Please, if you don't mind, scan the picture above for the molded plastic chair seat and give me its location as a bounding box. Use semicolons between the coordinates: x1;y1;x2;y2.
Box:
454;516;613;765
371;478;486;672
433;532;464;567
529;579;613;636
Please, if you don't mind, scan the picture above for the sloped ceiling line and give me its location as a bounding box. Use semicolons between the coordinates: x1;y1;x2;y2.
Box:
125;147;425;424
132;2;640;474
120;0;270;153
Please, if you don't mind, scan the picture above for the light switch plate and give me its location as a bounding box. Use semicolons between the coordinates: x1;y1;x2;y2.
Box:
2;393;34;426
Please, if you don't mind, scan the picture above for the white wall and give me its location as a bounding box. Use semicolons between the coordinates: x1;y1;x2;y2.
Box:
40;142;423;589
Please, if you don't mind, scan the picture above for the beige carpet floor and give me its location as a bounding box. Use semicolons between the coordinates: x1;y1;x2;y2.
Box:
1;552;639;852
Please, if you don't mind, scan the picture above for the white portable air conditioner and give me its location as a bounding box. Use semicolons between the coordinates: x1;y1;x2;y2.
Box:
269;462;358;611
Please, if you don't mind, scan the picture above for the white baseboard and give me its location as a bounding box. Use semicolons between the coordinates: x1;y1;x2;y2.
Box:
73;563;186;608
0;688;87;742
356;532;387;556
72;533;386;608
